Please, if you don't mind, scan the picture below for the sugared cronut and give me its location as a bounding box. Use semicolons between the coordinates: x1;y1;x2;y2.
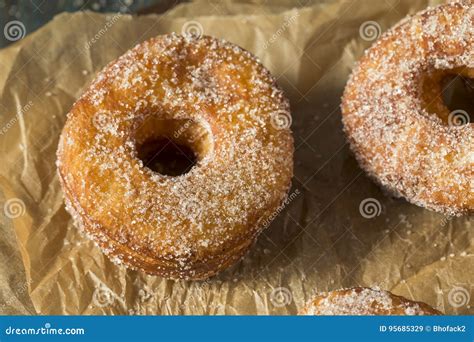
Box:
342;1;473;215
57;33;293;279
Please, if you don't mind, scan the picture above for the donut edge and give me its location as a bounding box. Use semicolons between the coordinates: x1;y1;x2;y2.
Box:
341;2;474;216
299;287;443;315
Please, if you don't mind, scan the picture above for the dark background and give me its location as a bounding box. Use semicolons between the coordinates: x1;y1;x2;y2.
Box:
0;0;184;48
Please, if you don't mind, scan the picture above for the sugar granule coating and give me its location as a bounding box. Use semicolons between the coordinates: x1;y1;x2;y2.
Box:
300;287;442;315
57;33;294;280
342;1;473;216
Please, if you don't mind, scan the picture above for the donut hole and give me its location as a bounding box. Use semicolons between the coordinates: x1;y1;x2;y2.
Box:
421;70;473;126
441;75;473;125
135;117;212;176
137;137;197;176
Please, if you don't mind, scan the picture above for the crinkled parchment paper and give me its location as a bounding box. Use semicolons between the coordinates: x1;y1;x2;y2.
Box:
0;0;472;315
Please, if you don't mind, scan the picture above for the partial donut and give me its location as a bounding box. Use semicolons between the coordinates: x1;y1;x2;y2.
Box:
57;33;294;280
300;287;442;315
342;1;473;215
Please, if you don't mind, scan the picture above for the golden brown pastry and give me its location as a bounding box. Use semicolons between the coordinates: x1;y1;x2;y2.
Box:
57;33;293;280
342;1;473;215
300;287;442;315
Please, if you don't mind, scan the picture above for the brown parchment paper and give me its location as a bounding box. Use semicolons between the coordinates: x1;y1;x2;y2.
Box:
0;0;472;315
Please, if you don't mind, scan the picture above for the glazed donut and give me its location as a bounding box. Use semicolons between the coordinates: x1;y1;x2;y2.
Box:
57;33;293;280
300;287;441;315
342;1;473;215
